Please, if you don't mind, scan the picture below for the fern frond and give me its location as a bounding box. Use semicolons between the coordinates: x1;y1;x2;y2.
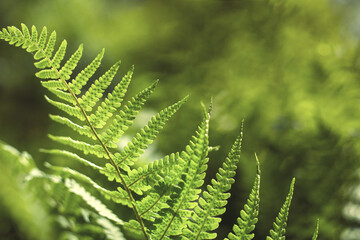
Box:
36;27;47;51
49;40;67;69
2;24;176;239
48;88;76;105
150;111;210;239
49;115;94;139
39;149;102;171
58;44;83;80
19;24;31;48
312;219;319;240
96;218;126;240
126;152;181;194
225;154;261;240
48;164;132;207
266;178;295;240
28;168;125;226
100;80;159;143
78;61;121;112
41;79;67;91
89;66;134;127
35;68;59;79
112;96;189;171
182;128;243;240
132;155;187;224
135;182;172;221
48;135;107;158
68;49;104;95
34;31;59;69
44;95;85;121
65;178;124;225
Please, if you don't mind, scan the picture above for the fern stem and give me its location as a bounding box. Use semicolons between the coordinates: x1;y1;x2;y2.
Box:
36;45;149;239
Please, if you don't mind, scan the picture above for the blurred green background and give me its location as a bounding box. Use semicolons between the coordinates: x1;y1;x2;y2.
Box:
1;0;360;239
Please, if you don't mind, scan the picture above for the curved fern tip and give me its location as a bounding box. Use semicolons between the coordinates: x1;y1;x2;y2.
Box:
312;218;320;240
183;94;190;102
254;153;261;175
208;97;213;114
291;177;295;187
152;79;160;87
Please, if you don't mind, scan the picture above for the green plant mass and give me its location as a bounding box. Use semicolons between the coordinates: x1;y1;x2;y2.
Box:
0;24;320;239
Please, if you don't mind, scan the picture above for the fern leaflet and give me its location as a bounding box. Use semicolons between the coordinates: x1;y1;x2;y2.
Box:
225;154;261;240
266;178;295;240
182;127;243;239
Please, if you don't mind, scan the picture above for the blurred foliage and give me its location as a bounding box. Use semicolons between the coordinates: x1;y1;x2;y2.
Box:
0;141;52;240
1;0;360;239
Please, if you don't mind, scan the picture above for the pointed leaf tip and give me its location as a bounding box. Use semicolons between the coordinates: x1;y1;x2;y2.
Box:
254;153;261;175
151;79;160;88
291;177;295;188
100;47;105;55
208;97;213;114
312;219;319;240
114;60;121;66
182;95;190;102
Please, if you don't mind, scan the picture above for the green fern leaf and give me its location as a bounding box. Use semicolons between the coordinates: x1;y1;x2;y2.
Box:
89;66;134;128
41;79;67;91
123;220;144;239
127;155;186;227
182;130;243;239
149;111;210;239
48;164;132;207
44;95;85;121
1;24;319;240
37;27;47;50
49;115;94;139
20;23;31;48
225;154;261;240
312;219;319;240
48;135;107;158
49;40;67;69
266;178;295;240
48;88;76;104
100;80;158;142
68;49;104;95
125;152;181;194
27;25;38;52
36;68;59;79
96;218;126;240
78;61;121;111
44;31;57;58
65;178;125;225
58;44;83;80
111;96;188;171
28;169;125;226
135;183;172;221
39;149;102;171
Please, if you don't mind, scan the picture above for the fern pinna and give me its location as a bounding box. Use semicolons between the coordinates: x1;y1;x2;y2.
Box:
0;24;319;239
